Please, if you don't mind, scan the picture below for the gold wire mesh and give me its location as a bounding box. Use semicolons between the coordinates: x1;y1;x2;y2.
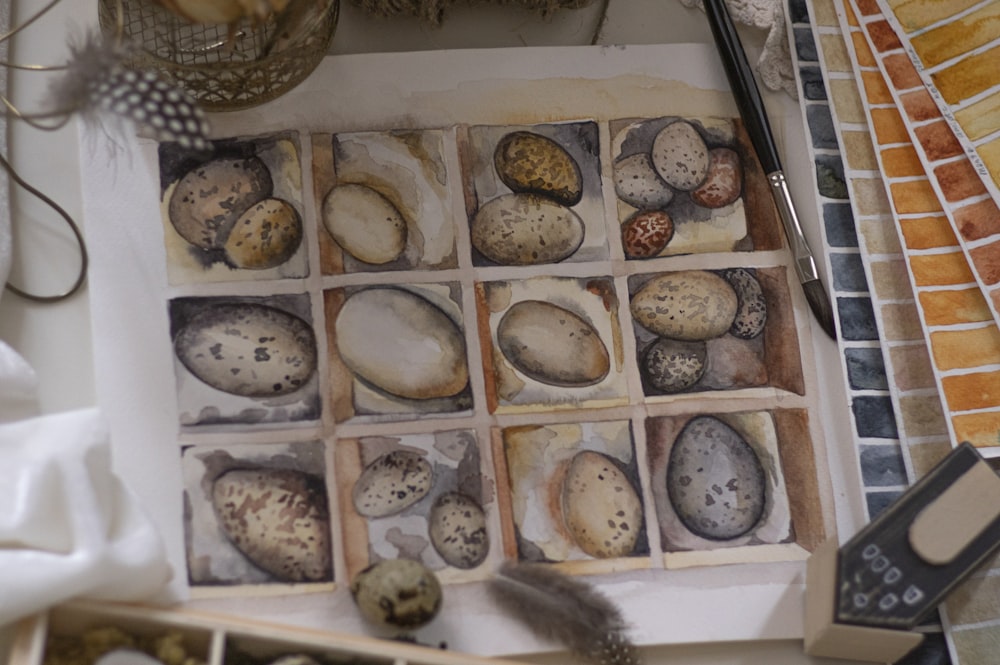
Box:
97;0;339;111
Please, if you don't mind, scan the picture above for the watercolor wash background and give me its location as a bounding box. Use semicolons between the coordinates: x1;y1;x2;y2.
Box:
80;44;854;654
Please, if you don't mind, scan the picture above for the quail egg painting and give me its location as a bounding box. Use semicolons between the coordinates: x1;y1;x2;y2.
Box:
159;133;308;284
314;129;459;273
181;441;332;587
628;267;806;397
168;293;321;428
611;117;783;259
335;430;494;583
462;122;608;265
497;420;648;568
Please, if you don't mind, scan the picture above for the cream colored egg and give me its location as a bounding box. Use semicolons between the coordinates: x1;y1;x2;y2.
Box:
471;193;585;265
497;300;610;387
561;451;642;558
630;271;738;341
335;288;469;400
174;303;317;397
224;198;302;269
350;559;443;629
353;450;433;518
212;468;331;582
322;183;408;264
428;492;489;569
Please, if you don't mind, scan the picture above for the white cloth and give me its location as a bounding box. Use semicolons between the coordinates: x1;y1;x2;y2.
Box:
0;408;172;625
681;0;796;98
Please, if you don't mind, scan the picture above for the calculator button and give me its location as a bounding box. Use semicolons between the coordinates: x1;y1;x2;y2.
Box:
903;585;925;605
871;555;890;573
853;593;870;608
862;544;880;560
883;567;903;584
879;593;899;611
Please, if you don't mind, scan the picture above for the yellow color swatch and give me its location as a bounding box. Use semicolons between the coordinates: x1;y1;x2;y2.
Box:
889;179;944;214
886;0;983;32
930;326;1000;370
953;411;1000;448
977;137;1000;187
931;46;1000;105
919;288;993;325
909;251;975;286
899;215;958;249
909;2;1000;68
954;91;1000;141
881;145;926;178
942;370;1000;411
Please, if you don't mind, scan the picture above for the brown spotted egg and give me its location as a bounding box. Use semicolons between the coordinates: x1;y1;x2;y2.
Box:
351;559;443;630
428;492;489;569
561;451;643;559
353;450;433;518
493;131;583;207
622;210;674;259
630;271;739;341
223;198;303;270
691;148;743;209
471;193;585;265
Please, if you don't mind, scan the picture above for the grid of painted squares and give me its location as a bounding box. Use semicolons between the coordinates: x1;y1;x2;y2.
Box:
160;118;829;590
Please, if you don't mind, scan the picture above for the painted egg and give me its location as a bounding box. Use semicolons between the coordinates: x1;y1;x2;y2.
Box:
429;492;489;569
721;268;767;339
335;288;468;400
351;559;443;629
630;271;739;341
322;183;407;265
494;131;583;206
651;121;710;191
691;148;743;208
471;193;585;265
561;451;643;559
168;157;273;250
642;338;707;393
212;469;331;582
497;300;610;387
223;198;303;269
622;210;674;259
613;153;675;209
174;303;317;398
667;416;767;540
353;450;433;518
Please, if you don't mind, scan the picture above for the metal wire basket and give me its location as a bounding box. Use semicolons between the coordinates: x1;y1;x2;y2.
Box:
98;0;339;111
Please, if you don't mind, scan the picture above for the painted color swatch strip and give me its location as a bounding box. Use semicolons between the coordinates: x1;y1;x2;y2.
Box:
836;1;1000;660
839;0;1000;454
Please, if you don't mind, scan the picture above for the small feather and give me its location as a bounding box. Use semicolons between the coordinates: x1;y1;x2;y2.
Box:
488;562;641;665
48;33;211;151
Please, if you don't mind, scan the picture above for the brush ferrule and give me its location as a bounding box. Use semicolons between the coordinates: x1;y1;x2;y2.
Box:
768;170;820;284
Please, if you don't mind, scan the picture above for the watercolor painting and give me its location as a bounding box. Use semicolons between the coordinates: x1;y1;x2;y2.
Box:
314;129;459;273
610;116;782;258
168;293;321;428
159;133;308;284
496;420;649;568
335;429;495;583
476;275;628;413
181;440;332;587
628;267;805;397
325;283;473;422
460;122;608;265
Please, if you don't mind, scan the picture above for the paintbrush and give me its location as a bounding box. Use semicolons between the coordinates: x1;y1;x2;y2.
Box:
702;0;837;340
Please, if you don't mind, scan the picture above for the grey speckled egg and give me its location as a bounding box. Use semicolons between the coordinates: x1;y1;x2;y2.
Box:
429;492;489;569
561;451;642;558
471;193;585;265
497;300;610;387
351;559;443;629
666;416;766;540
651;121;710;191
613;153;675;209
630;271;739;341
212;468;331;582
642;338;707;393
168;157;273;250
721;268;767;339
174;303;317;397
494;131;583;207
353;450;433;518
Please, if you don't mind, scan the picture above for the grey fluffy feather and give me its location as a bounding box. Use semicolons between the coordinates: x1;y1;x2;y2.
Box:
488;562;640;665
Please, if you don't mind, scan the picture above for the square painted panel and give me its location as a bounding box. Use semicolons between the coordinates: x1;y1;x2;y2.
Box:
859;444;907;486
799;66;828;101
853;395;900;439
824;203;860;248
844;346;889;390
830;252;869;291
807;104;840;150
865;489;904;519
795;27;818;62
837;297;879;341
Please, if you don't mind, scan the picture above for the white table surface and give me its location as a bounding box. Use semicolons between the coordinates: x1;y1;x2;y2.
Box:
0;0;858;663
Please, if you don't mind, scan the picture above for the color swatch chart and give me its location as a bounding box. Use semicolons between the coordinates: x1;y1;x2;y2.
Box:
790;0;1000;661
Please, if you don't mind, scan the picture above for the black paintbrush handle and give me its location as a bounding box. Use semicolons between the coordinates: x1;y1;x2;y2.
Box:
703;0;782;175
